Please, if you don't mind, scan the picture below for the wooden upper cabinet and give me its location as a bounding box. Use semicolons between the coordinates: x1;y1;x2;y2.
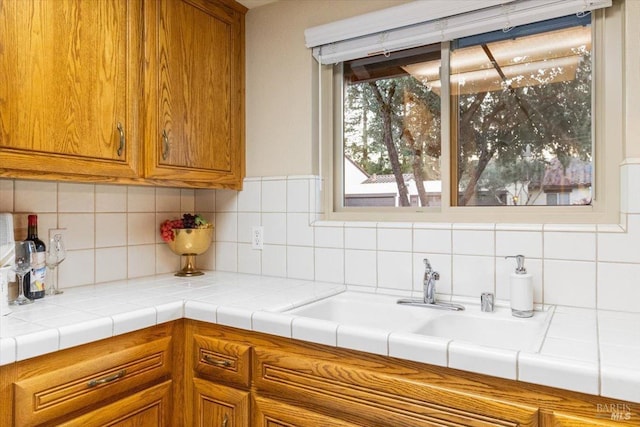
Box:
0;0;141;179
144;0;246;189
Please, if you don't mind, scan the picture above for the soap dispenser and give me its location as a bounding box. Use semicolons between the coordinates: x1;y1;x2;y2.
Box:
505;255;533;318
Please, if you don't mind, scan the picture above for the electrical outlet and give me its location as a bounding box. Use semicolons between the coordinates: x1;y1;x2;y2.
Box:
251;226;264;250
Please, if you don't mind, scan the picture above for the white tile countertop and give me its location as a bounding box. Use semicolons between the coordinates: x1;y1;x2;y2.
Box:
0;272;639;404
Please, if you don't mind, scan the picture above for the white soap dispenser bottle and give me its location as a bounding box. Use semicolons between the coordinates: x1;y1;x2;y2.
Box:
505;255;533;318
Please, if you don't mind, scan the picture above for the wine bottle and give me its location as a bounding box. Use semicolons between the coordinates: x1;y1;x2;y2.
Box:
24;214;46;300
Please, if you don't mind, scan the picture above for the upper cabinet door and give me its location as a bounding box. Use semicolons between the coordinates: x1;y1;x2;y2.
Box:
0;0;142;179
144;0;245;189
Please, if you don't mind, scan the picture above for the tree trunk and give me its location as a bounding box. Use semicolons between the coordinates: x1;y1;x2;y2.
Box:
403;129;429;207
369;82;410;206
461;133;495;205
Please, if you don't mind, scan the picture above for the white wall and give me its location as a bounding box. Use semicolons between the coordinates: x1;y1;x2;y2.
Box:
244;0;410;177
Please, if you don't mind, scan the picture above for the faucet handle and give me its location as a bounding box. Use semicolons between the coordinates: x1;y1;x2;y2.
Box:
423;258;432;271
481;292;495;312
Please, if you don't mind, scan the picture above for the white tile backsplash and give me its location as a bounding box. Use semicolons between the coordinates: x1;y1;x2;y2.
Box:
452;229;494;256
0;179;14;211
314;224;343;248
237;213;261;243
598;214;640;264
377;251;412;291
216;189;238;212
413;228;451;254
95;184;127;212
180;189;195;212
345;249;377;286
287;179;310;213
127;244;156;278
14;180;57;213
95;247;127;283
261;179;287;212
544;231;596;261
237;243;261;275
127;186;155;212
287;246;314;280
287;213;314;247
597;262;640;312
96;213;127;247
261;244;287;277
59;213;94;249
544;260;596;308
495;230;542;258
58;182;94;213
262;213;287;245
155;187;181;213
128;212;156;245
3;172;640;313
452;255;494;297
345;226;376;250
237;179;261;212
195;189;216;213
215;242;238;272
378;227;411;252
315;248;344;284
215;212;238;243
59;249;95;287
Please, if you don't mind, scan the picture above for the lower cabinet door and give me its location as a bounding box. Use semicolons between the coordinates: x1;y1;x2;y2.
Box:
193;377;250;427
252;396;362;427
57;380;172;426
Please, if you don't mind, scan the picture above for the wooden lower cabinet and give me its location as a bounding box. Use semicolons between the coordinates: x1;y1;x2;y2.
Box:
56;380;172;427
184;321;640;427
193;377;250;427
0;323;176;426
252;396;361;427
2;320;639;426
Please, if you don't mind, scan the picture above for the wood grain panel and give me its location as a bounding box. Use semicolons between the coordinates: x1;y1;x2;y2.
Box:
193;377;250;427
144;0;245;187
193;333;252;388
185;322;640;427
13;325;173;426
253;396;362;427
254;347;536;427
0;0;142;178
56;380;172;427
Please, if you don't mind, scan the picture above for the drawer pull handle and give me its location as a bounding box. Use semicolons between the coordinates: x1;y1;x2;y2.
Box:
203;355;233;367
222;414;229;427
116;122;125;157
87;370;127;388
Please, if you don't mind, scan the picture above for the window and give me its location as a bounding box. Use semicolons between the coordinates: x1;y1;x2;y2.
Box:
341;15;593;209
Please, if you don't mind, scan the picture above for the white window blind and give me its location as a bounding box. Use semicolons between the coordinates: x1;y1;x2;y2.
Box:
305;0;612;64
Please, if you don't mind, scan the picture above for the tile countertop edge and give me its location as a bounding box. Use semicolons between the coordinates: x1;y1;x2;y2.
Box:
0;273;638;404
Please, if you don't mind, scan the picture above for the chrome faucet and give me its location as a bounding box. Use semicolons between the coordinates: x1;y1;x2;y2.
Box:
397;258;464;311
423;258;439;304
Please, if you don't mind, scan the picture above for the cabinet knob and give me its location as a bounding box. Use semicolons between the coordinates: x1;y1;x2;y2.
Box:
162;130;170;160
116;122;125;157
222;414;229;427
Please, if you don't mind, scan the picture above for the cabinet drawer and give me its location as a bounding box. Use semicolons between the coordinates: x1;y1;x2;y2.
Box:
56;380;172;427
254;347;539;427
193;334;251;388
14;336;172;426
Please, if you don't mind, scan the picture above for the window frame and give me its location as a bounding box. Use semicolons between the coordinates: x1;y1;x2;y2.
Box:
320;5;621;224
